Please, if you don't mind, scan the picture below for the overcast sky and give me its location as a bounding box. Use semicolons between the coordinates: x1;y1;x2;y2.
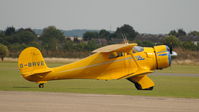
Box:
0;0;199;34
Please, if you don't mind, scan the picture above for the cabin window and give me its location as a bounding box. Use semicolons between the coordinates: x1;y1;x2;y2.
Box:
109;52;124;59
133;46;144;53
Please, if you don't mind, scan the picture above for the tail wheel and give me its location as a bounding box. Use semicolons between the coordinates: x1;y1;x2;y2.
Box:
39;83;44;88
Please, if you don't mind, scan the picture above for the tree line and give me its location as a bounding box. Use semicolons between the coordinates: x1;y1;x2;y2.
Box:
0;24;138;59
135;29;199;51
0;24;199;60
83;24;138;42
0;26;101;59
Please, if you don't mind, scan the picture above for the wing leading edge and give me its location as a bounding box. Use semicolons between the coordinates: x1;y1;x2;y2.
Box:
92;43;137;53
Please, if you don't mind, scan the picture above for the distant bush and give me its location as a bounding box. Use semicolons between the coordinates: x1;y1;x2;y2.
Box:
181;41;198;51
162;35;180;47
135;40;155;47
174;47;199;60
0;44;9;61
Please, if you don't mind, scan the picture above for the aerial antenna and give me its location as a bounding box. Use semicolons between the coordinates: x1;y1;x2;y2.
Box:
122;33;128;44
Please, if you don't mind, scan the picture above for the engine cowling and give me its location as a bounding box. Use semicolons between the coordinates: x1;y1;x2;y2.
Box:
154;45;171;69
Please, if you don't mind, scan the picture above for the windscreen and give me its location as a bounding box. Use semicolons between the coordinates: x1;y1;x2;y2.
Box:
133;46;144;52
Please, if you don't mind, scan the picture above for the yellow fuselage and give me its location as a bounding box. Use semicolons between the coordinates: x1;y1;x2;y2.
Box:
26;47;165;82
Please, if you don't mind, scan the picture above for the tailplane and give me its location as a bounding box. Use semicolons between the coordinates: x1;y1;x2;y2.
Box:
18;47;51;78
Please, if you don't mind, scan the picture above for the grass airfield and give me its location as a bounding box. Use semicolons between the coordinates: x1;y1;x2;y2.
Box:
0;62;199;98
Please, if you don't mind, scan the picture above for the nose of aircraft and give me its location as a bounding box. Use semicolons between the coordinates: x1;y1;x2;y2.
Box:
154;45;171;69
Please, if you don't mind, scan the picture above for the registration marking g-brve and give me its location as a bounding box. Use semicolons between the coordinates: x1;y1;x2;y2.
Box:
19;61;45;68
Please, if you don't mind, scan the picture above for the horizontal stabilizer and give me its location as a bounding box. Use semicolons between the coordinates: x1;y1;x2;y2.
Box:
22;68;52;77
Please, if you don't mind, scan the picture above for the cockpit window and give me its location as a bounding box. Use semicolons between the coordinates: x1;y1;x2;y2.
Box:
133;46;144;52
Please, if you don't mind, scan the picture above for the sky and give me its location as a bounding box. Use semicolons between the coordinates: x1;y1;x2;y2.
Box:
0;0;199;34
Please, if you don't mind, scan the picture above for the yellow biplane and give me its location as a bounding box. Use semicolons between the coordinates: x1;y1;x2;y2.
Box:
18;43;172;90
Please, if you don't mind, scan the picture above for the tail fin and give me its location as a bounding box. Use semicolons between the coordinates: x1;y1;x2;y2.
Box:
18;47;51;78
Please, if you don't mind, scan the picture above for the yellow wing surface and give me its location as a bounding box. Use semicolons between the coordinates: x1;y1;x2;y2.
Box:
92;43;137;53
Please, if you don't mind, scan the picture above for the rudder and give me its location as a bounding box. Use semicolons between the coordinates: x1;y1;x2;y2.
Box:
18;47;51;78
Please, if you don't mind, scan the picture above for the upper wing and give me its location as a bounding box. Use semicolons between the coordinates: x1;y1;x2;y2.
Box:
92;43;137;53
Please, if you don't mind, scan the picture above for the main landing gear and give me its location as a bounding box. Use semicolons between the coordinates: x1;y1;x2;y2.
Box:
39;83;44;88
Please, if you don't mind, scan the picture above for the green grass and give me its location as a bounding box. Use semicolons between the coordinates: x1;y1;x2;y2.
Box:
0;62;199;98
157;64;199;74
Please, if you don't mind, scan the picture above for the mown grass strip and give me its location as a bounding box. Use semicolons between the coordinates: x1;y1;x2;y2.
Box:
0;62;199;98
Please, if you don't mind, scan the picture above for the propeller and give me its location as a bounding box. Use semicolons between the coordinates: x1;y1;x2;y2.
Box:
167;44;177;71
169;44;178;57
